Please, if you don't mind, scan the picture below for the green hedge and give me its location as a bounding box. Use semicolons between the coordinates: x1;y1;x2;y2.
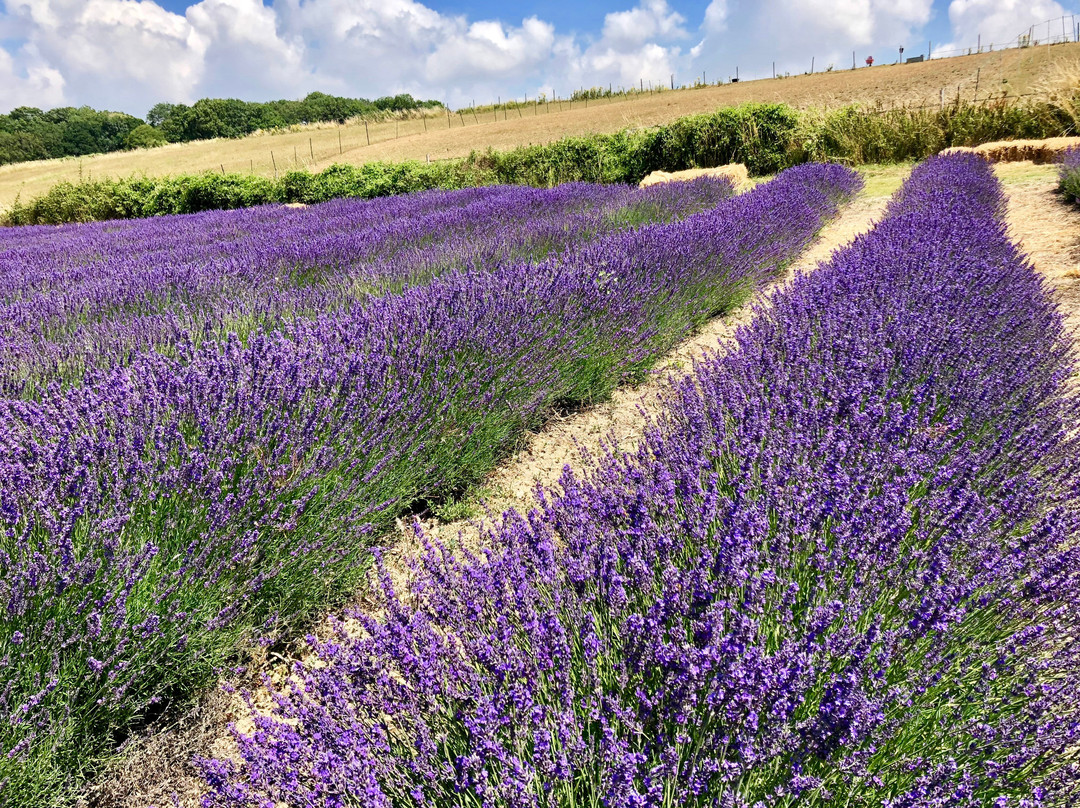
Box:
5;98;1075;226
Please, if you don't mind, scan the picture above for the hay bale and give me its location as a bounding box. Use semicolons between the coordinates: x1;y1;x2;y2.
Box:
941;136;1080;164
639;164;750;189
938;146;986;159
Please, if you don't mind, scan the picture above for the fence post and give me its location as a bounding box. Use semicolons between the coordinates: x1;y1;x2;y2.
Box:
974;67;981;101
309;137;314;160
271;151;277;180
364;119;370;146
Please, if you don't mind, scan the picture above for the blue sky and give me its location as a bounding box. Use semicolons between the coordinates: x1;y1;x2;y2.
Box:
0;0;1075;116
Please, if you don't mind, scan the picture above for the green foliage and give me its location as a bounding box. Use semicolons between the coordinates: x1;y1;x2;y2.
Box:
0;93;445;168
0;106;144;165
3;173;278;225
153;92;443;143
123;124;168;150
6;95;1080;226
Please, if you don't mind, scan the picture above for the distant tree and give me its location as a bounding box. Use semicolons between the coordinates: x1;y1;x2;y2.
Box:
0;90;442;166
146;102;180;128
124;124;168;150
0;131;50;165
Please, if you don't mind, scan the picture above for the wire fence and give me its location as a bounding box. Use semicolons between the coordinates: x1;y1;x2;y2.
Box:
929;15;1079;60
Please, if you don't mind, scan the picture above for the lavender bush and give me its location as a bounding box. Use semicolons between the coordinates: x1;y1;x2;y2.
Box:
1057;147;1080;205
0;165;859;802
202;154;1080;807
0;179;733;398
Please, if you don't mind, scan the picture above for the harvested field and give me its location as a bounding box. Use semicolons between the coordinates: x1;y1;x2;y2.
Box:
640;164;751;188
2;42;1079;210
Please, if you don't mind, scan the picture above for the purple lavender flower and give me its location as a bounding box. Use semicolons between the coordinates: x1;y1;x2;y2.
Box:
200;155;1079;807
0;168;859;801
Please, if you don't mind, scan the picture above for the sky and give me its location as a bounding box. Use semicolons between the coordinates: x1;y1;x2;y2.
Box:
0;0;1076;117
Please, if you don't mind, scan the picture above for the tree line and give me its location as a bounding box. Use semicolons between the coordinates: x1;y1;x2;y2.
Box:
0;92;443;167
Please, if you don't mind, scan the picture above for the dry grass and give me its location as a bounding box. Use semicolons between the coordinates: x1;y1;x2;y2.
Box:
942;136;1080;163
3;42;1080;210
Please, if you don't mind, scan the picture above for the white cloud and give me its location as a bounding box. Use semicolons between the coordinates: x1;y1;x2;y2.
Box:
186;0;307;99
0;42;64;110
3;0;208;111
552;0;687;93
703;0;728;33
948;0;1071;47
6;0;1017;117
687;0;933;81
0;0;698;113
601;0;686;48
426;17;558;84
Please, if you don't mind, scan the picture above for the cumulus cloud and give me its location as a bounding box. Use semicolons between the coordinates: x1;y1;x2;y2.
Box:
13;0;1045;117
0;0;697;114
186;0;307;99
0;42;64;110
948;0;1071;47
3;0;206;110
689;0;933;81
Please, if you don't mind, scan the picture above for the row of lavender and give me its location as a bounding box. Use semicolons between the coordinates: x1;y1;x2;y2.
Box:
0;180;731;397
204;153;1080;807
1058;148;1080;205
0;166;860;801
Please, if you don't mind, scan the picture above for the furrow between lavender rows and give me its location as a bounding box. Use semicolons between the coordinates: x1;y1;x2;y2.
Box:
203;154;1080;807
0;164;861;803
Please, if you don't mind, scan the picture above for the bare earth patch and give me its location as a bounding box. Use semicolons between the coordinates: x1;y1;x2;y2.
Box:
997;164;1080;340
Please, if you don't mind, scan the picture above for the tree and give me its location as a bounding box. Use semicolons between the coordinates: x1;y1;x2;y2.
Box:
125;124;168;150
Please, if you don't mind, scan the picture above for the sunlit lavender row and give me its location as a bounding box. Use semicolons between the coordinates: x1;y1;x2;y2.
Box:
202;154;1080;807
0;179;733;396
0;165;860;801
1058;147;1080;205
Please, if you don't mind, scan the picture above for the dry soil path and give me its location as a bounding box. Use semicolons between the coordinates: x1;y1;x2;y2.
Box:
998;167;1080;352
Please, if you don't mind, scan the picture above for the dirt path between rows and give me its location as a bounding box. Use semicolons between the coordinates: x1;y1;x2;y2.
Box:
998;168;1080;359
409;189;898;555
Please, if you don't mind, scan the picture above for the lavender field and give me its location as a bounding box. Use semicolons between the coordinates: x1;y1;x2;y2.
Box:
0;167;862;802
201;156;1080;807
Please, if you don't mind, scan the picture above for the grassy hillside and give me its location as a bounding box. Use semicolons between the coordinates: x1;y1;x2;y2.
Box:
2;42;1079;211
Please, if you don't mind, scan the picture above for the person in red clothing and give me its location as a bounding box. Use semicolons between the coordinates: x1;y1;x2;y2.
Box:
865;55;874;66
